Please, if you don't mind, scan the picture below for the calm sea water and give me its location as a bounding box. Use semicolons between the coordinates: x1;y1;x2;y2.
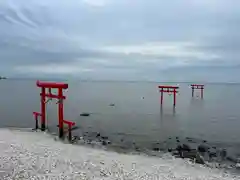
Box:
1;79;240;159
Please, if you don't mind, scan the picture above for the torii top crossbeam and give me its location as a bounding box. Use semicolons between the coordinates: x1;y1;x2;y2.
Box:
36;80;68;89
191;84;204;88
158;85;179;89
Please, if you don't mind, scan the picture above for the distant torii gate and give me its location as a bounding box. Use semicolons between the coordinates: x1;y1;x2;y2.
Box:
191;84;204;99
33;80;76;140
158;85;179;107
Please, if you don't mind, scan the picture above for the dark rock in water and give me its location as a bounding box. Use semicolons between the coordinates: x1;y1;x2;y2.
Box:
208;151;217;159
203;140;207;143
182;144;191;152
132;143;139;151
73;136;81;140
168;148;172;152
153;147;160;151
86;140;92;144
185;137;196;143
96;133;101;137
176;137;179;139
220;149;227;159
102;141;107;146
176;140;180;143
198;144;209;153
159;147;165;151
71;136;79;143
73;136;78;140
80;113;90;117
227;156;238;163
168;137;172;140
173;151;180;156
176;145;182;152
181;150;205;164
109;103;115;107
176;144;191;152
71;126;79;131
101;136;108;140
135;147;140;151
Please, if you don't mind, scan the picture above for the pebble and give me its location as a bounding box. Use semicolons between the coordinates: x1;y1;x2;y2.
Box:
198;144;209;153
102;141;107;146
236;163;240;168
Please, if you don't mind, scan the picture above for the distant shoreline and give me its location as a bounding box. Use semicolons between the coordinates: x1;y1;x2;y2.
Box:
0;76;7;79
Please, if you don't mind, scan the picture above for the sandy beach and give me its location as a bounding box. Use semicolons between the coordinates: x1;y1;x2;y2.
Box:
0;128;239;180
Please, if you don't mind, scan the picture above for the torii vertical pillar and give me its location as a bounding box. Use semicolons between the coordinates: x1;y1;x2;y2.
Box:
40;87;46;131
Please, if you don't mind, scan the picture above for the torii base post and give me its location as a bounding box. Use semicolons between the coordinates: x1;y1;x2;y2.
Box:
33;112;42;130
191;84;204;99
158;85;179;107
63;120;76;141
58;88;64;138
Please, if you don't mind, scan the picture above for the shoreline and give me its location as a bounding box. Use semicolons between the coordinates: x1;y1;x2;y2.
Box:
0;128;239;180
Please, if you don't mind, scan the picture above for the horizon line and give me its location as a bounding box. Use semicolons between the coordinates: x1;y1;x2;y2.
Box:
3;77;240;85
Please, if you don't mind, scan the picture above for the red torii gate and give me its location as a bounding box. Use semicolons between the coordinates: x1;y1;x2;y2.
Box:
33;80;75;140
158;85;179;107
191;84;204;99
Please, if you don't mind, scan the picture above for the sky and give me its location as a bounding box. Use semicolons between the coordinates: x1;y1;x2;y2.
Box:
0;0;239;82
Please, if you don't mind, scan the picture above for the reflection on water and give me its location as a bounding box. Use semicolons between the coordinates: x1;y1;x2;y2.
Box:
159;106;179;141
190;97;205;106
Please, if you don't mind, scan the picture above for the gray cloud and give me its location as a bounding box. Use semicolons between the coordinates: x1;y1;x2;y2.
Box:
0;0;240;81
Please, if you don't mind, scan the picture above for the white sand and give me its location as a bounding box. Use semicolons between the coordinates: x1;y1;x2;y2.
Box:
0;129;239;180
